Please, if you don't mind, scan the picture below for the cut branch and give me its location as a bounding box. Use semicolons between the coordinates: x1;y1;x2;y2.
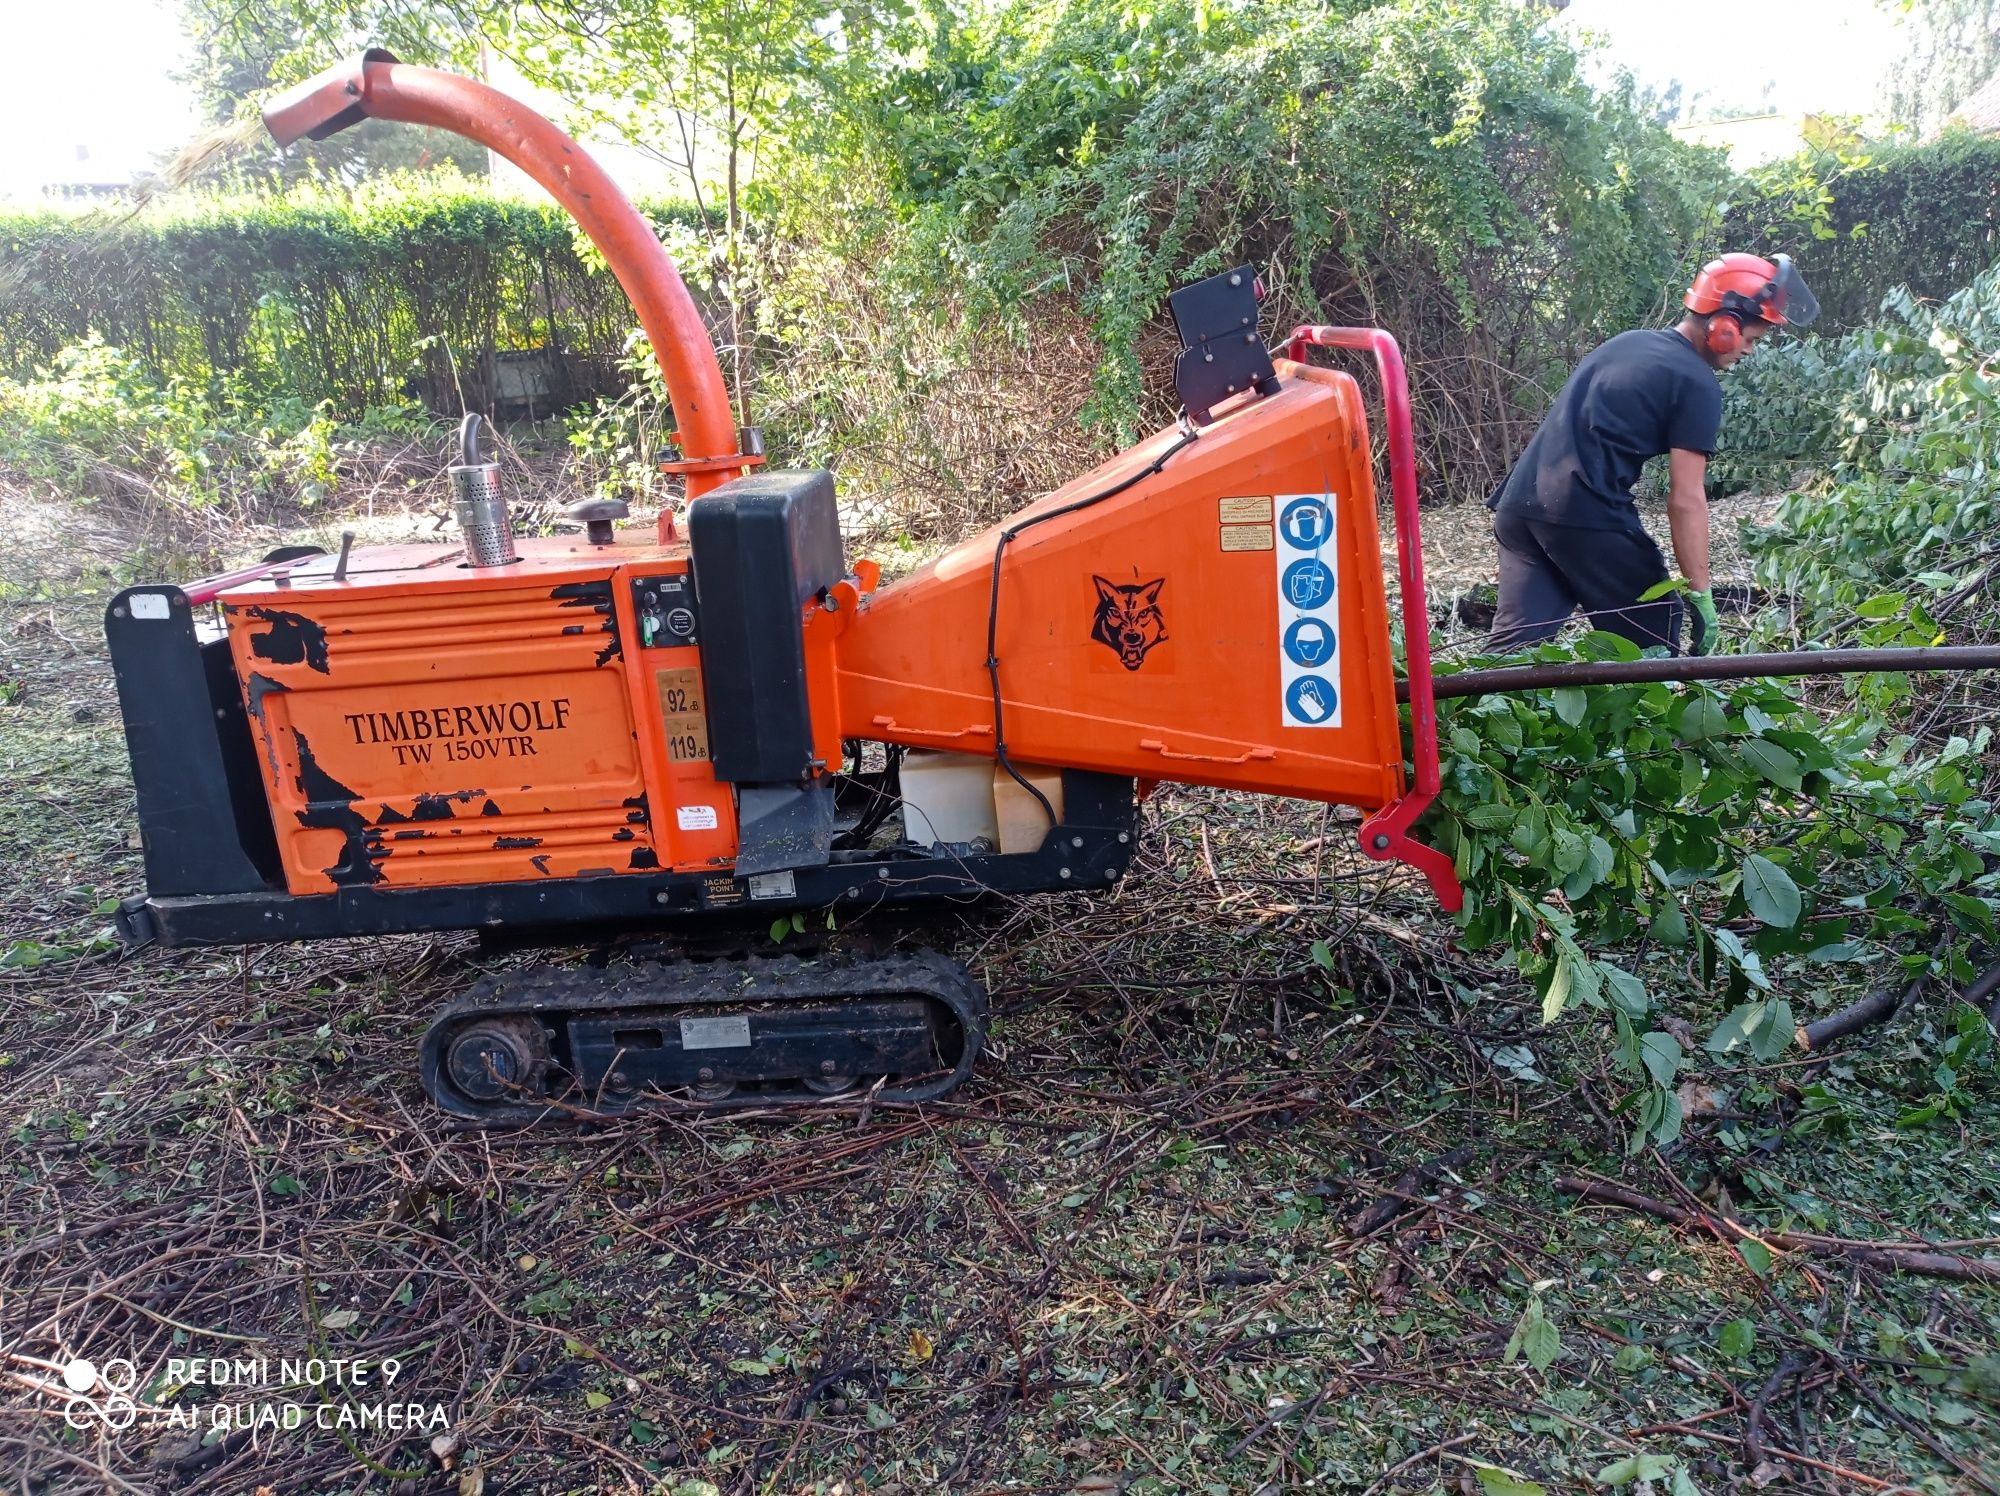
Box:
1347;1146;1472;1239
1555;1176;2000;1283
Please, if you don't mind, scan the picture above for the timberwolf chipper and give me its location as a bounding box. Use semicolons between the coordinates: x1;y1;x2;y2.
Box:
105;51;1459;1122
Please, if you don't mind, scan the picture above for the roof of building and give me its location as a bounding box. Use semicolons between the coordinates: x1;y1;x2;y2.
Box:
1949;69;2000;133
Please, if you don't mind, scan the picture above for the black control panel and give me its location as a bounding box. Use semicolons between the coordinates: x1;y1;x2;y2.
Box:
631;573;699;649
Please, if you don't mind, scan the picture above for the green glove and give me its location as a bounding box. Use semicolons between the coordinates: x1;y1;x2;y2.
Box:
1687;588;1721;656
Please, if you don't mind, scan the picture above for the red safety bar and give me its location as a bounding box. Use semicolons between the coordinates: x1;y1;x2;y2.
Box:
1287;325;1462;913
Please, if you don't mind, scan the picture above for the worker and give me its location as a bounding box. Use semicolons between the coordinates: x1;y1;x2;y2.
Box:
1487;252;1818;655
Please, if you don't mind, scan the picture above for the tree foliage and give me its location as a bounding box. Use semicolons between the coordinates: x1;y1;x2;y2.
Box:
1727;130;2000;337
0;177;710;416
768;0;1729;501
1876;0;2000;137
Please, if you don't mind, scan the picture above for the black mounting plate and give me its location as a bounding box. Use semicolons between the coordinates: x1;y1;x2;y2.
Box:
1168;264;1281;425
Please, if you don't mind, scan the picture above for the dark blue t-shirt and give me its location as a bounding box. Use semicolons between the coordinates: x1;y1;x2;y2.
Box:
1489;328;1722;529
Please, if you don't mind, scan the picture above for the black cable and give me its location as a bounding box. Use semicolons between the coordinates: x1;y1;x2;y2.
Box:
985;418;1202;825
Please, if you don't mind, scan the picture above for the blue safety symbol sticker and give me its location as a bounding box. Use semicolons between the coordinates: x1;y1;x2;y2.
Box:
1282;558;1336;609
1279;497;1333;550
1285;675;1339;725
1283;616;1336;667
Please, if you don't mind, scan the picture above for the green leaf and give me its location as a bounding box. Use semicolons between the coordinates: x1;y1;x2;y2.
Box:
1636;578;1685;602
1651;1090;1683;1148
267;1174;302;1197
1737;1237;1774;1277
1711;927;1772;990
1707;1001;1766;1054
1718;1318;1756;1359
1594;1454;1676;1487
1541;956;1573;1025
1551;686;1587;726
1649;901;1689;947
585;1389;612;1409
1612;1343;1652;1373
1639;1031;1682;1087
728;1358;772;1375
1750;999;1795;1061
1523;1313;1560;1371
1463;802;1518;830
769;916;792;943
1740;738;1803;791
1475;1468;1549;1496
1712;1000;1792;1056
1675;695;1727;742
1500;1295;1561;1372
1598;960;1650;1017
1741;854;1803;928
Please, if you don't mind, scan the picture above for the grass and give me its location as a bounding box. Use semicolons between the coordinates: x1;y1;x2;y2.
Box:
0;474;1997;1496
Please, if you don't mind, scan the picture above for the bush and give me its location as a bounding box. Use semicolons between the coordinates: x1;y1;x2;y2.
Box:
0;335;352;516
0;173;712;423
1742;261;2000;625
1731;131;2000;335
765;0;1731;507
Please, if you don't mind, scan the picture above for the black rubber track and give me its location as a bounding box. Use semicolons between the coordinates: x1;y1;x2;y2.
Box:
419;949;986;1124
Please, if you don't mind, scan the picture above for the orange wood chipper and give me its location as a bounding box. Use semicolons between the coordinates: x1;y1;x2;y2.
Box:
106;51;1458;1121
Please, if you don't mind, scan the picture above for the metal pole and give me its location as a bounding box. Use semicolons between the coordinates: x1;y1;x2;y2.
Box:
1399;646;2000;704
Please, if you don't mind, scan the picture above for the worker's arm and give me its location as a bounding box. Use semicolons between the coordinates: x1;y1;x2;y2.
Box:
1664;448;1711;591
1665;447;1721;653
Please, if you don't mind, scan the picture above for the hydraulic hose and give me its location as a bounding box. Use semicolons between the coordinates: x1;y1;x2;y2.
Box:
1399;646;2000;704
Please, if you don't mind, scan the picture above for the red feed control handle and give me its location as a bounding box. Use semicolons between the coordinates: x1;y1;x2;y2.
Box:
1287;325;1462;913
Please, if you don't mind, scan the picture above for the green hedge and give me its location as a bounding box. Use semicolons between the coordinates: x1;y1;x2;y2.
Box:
1732;132;2000;334
0;174;711;420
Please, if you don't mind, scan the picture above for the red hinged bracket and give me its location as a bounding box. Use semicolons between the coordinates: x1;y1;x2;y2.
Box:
1287;324;1463;913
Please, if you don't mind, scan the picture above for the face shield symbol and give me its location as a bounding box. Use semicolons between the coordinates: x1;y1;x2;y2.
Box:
1283;559;1334;610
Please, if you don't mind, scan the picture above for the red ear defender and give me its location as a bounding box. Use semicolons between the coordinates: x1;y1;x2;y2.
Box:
1705;312;1742;358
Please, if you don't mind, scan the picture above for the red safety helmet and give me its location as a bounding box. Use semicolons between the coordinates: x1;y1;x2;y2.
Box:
1684;252;1819;357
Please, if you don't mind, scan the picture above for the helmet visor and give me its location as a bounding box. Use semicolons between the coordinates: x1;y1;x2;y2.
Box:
1765;254;1819;328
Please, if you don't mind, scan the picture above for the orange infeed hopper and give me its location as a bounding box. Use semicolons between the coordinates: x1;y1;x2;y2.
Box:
221;541;736;894
834;364;1407;809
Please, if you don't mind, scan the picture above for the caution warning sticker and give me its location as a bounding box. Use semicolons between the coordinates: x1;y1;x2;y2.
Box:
1219;523;1274;552
1274;493;1341;728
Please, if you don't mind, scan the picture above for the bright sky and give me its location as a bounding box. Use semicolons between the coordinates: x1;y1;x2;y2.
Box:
0;0;1915;201
0;1;200;199
1561;0;1903;119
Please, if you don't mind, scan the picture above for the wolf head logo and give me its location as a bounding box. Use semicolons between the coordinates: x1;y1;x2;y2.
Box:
1091;576;1167;671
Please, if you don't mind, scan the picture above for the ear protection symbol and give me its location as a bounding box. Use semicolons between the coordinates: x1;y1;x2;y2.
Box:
1705;312;1743;358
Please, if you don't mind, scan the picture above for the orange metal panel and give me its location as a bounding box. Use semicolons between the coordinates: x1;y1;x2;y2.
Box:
221;539;736;894
832;366;1406;808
